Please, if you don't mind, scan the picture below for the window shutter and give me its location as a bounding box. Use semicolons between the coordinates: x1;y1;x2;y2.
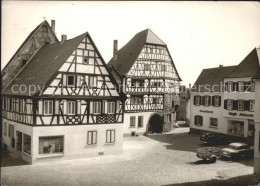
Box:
102;101;107;114
232;82;236;92
63;74;67;85
201;116;203;125
212;96;215;106
194;116;197;125
89;101;93;114
224;100;227;109
208;96;211;106
202;96;205;106
38;100;43;114
233;100;238;110
199;96;202;106
77;100;81;114
77;75;81;86
55;100;59;114
63;100;67;114
225;83;228;91
218;96;221;107
244;100;250;111
116;101;120;113
193;96;196;105
245;82;251;91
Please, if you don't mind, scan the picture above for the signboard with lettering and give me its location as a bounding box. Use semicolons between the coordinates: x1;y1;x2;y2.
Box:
199;110;213;113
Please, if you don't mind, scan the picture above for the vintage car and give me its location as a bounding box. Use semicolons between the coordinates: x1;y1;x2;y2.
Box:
196;147;221;163
200;132;229;145
221;142;254;159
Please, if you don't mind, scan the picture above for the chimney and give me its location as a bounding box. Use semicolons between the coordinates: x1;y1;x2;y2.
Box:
113;40;118;60
51;20;55;33
61;34;67;42
219;65;223;68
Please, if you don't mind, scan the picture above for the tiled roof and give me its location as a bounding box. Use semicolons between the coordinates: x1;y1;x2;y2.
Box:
193;65;237;92
2;33;87;96
226;48;260;78
2;20;59;72
108;29;180;78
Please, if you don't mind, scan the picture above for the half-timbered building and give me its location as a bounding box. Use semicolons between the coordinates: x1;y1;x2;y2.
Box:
108;29;181;135
2;20;58;90
2;32;126;163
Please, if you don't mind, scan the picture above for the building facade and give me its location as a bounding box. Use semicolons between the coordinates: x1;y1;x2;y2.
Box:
1;20;58;90
190;48;259;143
108;29;181;135
190;65;236;135
2;30;126;164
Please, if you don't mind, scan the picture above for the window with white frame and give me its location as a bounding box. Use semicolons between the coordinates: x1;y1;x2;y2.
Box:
204;96;210;106
67;101;76;115
238;100;244;111
227;100;233;110
44;101;53;115
250;100;255;112
93;102;101;114
107;102;115;114
161;65;166;71
67;75;75;86
106;130;115;143
130;116;136;128
138;116;144;127
195;96;200;106
238;82;244;92
144;64;150;71
194;115;203;126
19;99;24;113
214;96;219;106
87;131;97;145
89;76;97;87
210;118;218;128
227;82;233;92
251;82;255;92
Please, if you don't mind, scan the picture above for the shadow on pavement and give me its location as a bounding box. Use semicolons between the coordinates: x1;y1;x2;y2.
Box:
163;174;260;186
146;131;201;153
146;130;253;167
1;150;29;167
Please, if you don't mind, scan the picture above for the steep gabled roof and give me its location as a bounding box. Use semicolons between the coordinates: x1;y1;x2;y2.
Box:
2;20;59;72
2;33;87;96
226;48;260;78
108;29;171;76
193;65;237;92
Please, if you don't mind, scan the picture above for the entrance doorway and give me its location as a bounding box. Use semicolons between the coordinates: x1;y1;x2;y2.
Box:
148;114;163;133
16;131;22;152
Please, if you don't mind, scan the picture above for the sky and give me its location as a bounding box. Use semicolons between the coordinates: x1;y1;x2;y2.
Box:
2;1;260;86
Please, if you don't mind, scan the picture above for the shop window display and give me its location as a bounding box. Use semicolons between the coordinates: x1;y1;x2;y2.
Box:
39;136;64;154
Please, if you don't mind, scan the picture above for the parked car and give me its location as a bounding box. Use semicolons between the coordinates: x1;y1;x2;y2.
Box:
196;147;222;163
221;142;254;159
200;132;229;145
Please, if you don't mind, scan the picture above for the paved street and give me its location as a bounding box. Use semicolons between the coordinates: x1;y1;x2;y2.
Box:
1;128;258;186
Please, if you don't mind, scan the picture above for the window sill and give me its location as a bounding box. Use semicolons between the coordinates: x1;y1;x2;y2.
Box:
85;144;97;148
209;126;218;129
38;153;64;158
137;126;143;128
104;143;115;146
129;126;136;128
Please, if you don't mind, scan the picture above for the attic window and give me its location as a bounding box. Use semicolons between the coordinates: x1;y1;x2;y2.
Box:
22;59;27;66
83;57;89;64
67;75;75;86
